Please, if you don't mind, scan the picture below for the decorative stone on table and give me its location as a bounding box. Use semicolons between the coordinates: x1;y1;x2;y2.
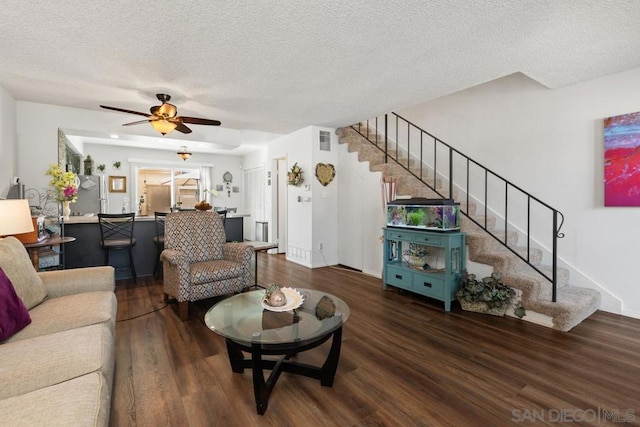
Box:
315;295;336;320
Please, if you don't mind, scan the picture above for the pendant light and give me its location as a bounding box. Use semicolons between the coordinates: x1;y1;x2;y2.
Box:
177;146;192;161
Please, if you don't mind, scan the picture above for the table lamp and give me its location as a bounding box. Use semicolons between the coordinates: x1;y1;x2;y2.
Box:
0;199;34;237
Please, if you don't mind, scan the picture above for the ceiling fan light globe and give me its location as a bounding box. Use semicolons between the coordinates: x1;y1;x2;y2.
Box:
158;103;177;117
151;119;177;135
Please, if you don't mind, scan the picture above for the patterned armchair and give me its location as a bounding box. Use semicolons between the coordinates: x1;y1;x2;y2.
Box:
161;211;253;320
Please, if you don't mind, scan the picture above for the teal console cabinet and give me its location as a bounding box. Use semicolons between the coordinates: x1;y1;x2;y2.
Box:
383;228;466;311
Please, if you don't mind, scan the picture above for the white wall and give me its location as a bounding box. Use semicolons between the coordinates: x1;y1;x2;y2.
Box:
85;144;244;214
393;69;640;317
268;127;313;266
14;101;276;193
311;127;339;268
242;147;269;239
0;87;17;197
13;101;281;218
337;142;385;277
267;126;339;268
17;102;125;192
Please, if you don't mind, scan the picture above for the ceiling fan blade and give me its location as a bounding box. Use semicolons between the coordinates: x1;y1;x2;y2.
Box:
175;122;192;134
122;119;150;126
100;105;150;117
180;116;221;126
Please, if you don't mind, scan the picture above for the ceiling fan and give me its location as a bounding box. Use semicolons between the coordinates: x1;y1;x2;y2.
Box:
100;94;221;135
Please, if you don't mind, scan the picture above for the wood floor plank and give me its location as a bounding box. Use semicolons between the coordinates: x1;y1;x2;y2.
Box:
110;254;640;426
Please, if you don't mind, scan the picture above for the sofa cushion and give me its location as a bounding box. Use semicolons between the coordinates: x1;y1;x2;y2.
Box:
0;267;31;341
190;259;244;284
39;266;115;298
0;237;47;309
0;323;114;400
0;372;110;427
3;291;116;343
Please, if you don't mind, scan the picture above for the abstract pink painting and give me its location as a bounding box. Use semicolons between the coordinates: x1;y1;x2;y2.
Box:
604;111;640;206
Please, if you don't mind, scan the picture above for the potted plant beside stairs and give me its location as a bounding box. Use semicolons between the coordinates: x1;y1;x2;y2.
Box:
456;271;526;318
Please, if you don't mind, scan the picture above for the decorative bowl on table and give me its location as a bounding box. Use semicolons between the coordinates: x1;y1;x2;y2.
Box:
194;202;212;211
262;287;305;312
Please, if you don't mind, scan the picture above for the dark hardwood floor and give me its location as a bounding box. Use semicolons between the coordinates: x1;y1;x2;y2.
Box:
110;254;640;426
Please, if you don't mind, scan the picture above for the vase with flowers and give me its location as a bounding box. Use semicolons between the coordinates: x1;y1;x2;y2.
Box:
46;164;78;220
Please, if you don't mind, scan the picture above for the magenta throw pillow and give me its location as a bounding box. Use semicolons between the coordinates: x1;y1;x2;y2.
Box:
0;267;32;341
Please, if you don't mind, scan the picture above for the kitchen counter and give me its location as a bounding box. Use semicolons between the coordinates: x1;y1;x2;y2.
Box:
61;212;250;224
59;213;250;279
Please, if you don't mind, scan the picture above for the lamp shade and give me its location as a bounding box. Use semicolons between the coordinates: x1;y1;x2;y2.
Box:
150;119;177;135
0;199;34;236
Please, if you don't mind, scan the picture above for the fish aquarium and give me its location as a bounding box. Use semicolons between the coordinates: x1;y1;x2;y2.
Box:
386;198;460;231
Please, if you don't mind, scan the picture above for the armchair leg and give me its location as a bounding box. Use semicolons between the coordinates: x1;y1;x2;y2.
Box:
178;301;189;321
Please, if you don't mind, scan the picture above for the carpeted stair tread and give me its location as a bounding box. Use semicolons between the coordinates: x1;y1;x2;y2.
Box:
511;263;571;289
472;245;544;267
526;286;600;332
466;229;519;251
471;251;514;271
463;215;497;231
459;202;477;216
501;272;599;331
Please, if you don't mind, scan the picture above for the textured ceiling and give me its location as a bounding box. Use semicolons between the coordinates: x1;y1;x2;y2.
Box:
2;0;640;138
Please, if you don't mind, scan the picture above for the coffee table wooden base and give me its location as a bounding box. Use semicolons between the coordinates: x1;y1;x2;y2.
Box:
225;326;343;415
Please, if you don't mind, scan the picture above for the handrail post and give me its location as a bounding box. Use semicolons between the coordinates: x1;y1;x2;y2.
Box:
395;115;399;160
375;117;378;146
448;147;453;199
420;132;423;180
552;211;558;302
504;181;508;247
407;123;411;169
384;114;388;163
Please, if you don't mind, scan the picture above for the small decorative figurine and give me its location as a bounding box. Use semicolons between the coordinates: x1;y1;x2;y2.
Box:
264;283;286;307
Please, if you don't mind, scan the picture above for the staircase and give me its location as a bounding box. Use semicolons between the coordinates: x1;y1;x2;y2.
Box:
336;124;600;331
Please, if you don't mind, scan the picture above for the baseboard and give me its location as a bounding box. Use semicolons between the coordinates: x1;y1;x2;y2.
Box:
506;309;554;328
622;308;640;320
363;268;382;279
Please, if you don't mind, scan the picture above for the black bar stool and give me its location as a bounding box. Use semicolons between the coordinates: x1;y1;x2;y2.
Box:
217;209;227;226
98;213;137;282
153;212;169;278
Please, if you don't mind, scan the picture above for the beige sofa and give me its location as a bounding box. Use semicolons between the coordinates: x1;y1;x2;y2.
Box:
0;236;117;427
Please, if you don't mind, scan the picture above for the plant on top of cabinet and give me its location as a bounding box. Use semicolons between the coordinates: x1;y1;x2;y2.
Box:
113;161;121;170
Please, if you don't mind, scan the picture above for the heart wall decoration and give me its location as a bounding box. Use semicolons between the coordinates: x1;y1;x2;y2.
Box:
315;163;336;187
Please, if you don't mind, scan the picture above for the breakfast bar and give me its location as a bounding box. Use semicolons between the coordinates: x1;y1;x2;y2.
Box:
61;213;249;279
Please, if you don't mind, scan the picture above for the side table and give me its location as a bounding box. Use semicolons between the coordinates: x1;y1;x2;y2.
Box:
23;236;76;270
244;241;279;287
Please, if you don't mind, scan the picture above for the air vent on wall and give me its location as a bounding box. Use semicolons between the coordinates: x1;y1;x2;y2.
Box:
319;130;331;151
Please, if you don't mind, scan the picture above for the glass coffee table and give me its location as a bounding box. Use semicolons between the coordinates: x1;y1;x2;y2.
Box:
205;288;350;415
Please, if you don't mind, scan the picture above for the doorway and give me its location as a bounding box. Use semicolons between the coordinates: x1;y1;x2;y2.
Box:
137;168;201;215
273;158;287;254
243;166;265;241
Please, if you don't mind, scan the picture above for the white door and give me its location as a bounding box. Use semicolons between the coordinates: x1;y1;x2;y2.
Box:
338;161;364;270
243;166;265;241
277;158;287;253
